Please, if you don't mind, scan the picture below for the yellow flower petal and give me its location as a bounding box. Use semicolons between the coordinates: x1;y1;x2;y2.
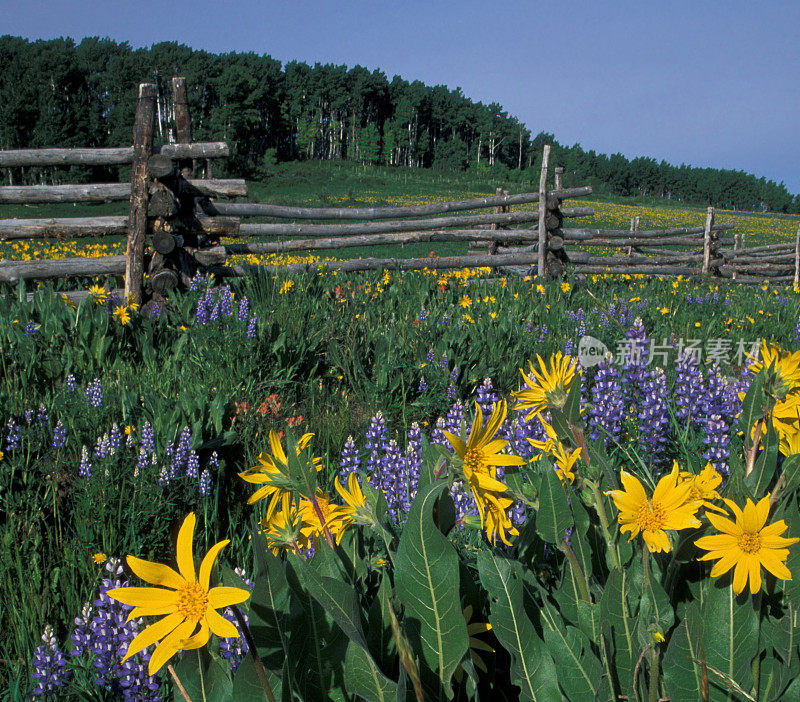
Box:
176;513;197;583
206;607;241;638
198;540;229;590
121;611;184;663
148;619;196;676
207;586;251;610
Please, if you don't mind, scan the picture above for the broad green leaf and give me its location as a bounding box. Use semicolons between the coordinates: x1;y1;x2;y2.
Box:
173;649;233;702
663;601;706;702
744;420;778;499
232;654;283;702
286;556;349;700
394;482;467;697
535;462;573;544
368;574;397;670
562;372;583;425
780;454;800;496
344;640;399;702
477;551;560;701
248;525;291;671
701;582;759;701
599;567;637;696
539;601;601;700
737;371;766;437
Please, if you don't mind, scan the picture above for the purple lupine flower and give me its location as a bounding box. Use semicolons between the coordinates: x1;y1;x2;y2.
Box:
794;318;800;343
52;420;67;449
564;338;574;356
199;468;211;496
702;414;731;475
417;376;427;393
208;451;220;470
673;351;705;425
36;405;49;426
25;408;34;424
70;602;93;657
508;501;526;528
588;359;625;446
94;434;110;459
79;446;92;478
5;418;20;452
189;272;204;292
219;286;233;316
149;302;162;319
405;422;423;508
419;308;428;321
86;379;103;408
476;378;499;419
219;569;254;672
24;320;37;336
426;348;437;364
186;451;199;479
450;479;478;522
338;435;360;480
209;300;221;322
109;424;122;454
195;297;209;324
381;439;406;521
444;399;466;436
158;466;169;486
88;559;161;700
170;426;192;478
431;417;450;449
136;448;149;473
446;383;457;401
65;374;77;392
636;367;670;464
238;296;250;322
247;314;258;338
364;412;388;484
620;318;649;405
140;421;155;455
30;625;71;696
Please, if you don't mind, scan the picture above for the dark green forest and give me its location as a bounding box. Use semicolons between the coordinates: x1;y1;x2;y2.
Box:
1;35;797;212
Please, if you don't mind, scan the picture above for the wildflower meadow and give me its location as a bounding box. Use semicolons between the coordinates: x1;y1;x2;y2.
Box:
3;187;800;699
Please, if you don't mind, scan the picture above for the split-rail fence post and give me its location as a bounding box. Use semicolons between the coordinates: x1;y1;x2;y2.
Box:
537;144;551;277
124;83;156;305
794;223;800;287
172;77;194;179
702;206;715;274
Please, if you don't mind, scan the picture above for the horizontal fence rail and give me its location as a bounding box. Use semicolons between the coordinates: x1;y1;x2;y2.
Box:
0;178;246;204
200;187;593;220
0;142;228;168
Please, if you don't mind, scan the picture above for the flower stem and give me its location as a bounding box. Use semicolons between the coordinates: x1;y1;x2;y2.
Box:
198;649;207;702
559;539;591;604
649;646;660;702
168;664;193;702
232;605;278;702
588;479;621;570
310;496;336;549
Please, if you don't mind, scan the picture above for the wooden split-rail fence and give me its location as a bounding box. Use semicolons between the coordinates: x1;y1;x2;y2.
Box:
1;79;799;305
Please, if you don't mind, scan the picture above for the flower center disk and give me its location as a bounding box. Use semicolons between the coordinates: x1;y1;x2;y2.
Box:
738;532;761;553
177;582;209;622
636;503;665;531
463;448;487;476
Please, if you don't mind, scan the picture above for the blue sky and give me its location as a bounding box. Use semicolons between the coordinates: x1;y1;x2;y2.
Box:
4;0;799;193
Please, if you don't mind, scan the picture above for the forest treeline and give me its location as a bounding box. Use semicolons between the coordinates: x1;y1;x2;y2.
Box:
1;35;797;213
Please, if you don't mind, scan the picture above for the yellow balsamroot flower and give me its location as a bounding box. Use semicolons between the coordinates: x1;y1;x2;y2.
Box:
527;416;581;484
605;467;703;553
695;495;799;595
113;305;131;326
747;340;800;387
442;401;524;545
459;294;472;308
259;493;305;555
279;280;294;294
779;428;800;457
514;352;577;419
62;293;77;310
335;471;375;526
106;513;250;676
482;491;520;546
88;284;109;305
298;489;352;545
92;552;107;565
678;462;726;514
238;430;322;511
